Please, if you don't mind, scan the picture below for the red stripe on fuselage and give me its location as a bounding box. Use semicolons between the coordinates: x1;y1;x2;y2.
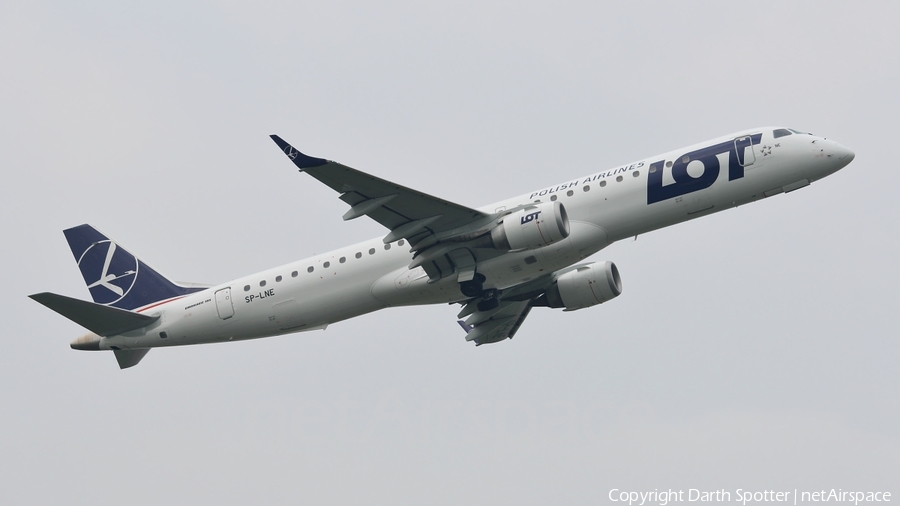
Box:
136;295;187;312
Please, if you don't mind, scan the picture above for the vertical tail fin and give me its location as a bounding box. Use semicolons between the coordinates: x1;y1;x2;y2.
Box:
63;224;203;311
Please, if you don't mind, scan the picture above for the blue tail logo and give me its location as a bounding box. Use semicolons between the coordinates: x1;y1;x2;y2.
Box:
77;240;139;304
64;224;203;311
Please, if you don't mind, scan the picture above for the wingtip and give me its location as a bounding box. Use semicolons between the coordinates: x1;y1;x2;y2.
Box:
28;292;51;303
269;134;329;170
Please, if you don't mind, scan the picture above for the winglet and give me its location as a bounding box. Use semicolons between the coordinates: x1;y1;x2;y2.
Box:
269;135;329;171
457;320;473;334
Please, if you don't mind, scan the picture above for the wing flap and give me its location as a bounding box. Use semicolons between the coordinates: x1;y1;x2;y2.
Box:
459;300;534;345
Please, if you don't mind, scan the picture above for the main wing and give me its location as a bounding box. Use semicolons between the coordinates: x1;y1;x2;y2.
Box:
457;299;534;345
270;135;508;282
270;136;572;347
452;272;559;345
270;135;493;242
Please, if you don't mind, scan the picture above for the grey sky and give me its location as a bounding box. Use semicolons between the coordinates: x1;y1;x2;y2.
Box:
2;1;898;504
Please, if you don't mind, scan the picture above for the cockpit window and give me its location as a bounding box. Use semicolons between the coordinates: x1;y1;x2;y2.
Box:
789;128;810;135
773;128;792;138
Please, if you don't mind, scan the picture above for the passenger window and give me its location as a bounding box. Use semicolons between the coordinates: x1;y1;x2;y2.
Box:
599;180;607;187
340;257;346;263
244;285;250;291
550;195;558;201
616;175;623;182
633;171;640;177
583;185;590;192
276;275;282;282
355;252;362;259
292;271;298;277
260;280;266;287
773;128;793;138
384;244;391;250
307;266;314;273
369;248;376;255
398;240;405;246
566;190;574;197
323;261;330;268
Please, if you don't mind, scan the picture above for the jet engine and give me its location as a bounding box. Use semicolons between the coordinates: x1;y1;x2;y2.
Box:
539;261;622;311
490;201;570;251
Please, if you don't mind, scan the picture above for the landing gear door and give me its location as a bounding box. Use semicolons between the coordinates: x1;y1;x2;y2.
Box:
215;287;234;320
734;136;756;167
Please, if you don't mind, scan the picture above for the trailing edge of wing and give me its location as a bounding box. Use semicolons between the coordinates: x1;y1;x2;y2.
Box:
269;135;492;250
29;292;159;337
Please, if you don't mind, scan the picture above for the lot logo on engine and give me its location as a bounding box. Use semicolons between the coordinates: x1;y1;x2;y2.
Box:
521;211;541;225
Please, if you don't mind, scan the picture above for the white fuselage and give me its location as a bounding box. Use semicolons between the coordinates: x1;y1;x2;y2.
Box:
96;128;853;351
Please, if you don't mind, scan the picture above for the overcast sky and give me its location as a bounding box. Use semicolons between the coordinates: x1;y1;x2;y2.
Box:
2;1;898;504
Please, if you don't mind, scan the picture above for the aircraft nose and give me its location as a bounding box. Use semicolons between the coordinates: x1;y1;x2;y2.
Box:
834;143;855;170
839;146;855;163
825;140;855;170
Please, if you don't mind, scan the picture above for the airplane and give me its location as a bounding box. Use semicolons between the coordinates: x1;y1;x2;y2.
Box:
30;127;855;368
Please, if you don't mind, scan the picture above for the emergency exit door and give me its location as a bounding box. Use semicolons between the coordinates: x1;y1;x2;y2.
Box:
734;135;756;167
215;288;234;320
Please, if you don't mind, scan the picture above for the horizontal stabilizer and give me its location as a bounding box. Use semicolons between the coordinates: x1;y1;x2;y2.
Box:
114;349;150;369
29;292;159;337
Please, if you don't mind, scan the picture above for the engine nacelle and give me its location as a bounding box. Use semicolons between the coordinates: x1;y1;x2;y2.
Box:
490;201;570;251
542;261;622;311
